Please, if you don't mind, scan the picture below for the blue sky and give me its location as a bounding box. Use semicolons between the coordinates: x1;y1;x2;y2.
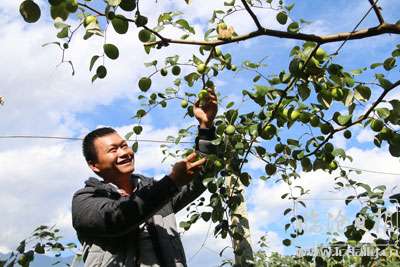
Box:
1;0;400;265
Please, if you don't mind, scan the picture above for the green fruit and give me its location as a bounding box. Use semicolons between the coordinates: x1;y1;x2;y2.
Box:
260;124;276;140
225;125;236;135
84;15;97;27
275;143;285;153
63;43;68;49
96;65;107;79
343;130;352;139
214;160;223;169
324;143;334;153
138;29;151;42
315;47;327;61
171;66;181;76
135;15;148;27
301;157;312;172
290;110;301;121
320;123;332;135
66;0;78;13
198;89;208;100
180;100;188;108
119;0;136;11
370;119;384;132
310;115;320;127
138;77;152;92
197;63;206;74
265;164;277;175
281;108;289;118
20;0;41;23
112;15;129;34
329;161;338;170
217;22;227;32
160;68;168;76
230;64;237;71
103;43;119;60
215;47;222;57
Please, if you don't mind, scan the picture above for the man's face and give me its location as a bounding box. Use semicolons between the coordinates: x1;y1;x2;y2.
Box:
89;133;135;178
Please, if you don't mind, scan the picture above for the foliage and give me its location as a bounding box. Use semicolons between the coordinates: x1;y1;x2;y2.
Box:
17;0;400;265
0;225;79;267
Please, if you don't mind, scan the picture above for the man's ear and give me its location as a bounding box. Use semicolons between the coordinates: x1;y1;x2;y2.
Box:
88;161;100;173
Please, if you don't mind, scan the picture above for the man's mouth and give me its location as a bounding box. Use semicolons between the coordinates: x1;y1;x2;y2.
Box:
117;157;133;165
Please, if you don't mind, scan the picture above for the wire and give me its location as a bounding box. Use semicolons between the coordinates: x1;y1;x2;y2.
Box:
0;135;192;144
1;135;399;176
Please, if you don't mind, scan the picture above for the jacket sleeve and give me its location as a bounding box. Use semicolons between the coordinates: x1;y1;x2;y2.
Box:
171;126;216;213
72;175;179;237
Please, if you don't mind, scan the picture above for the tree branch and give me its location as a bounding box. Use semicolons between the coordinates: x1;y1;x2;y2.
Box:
304;79;400;157
240;0;263;30
147;23;400;47
368;0;385;25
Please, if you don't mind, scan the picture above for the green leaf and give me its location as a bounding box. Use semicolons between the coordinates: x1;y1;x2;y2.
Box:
276;11;288;25
298;84;310;100
370;63;382;69
132;141;138;153
383;57;396;71
376;107;390;119
392;49;400;57
103;43;119;60
175;19;195;34
287;22;299;33
56;27;68;38
201;212;211;222
378;77;393;90
111;15;129;34
133;125;143;135
337;114;352;126
354;85;371;101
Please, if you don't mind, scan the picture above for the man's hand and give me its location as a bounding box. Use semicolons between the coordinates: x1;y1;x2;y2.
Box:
194;87;218;128
169;152;206;187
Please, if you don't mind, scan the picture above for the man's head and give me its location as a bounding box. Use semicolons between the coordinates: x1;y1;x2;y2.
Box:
82;127;135;179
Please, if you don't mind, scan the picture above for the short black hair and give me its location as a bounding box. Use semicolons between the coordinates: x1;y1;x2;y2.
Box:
82;127;117;163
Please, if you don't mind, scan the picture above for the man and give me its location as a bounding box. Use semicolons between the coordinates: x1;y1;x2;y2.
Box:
71;88;217;267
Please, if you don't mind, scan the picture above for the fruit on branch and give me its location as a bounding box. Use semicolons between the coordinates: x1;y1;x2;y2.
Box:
138;29;152;42
66;0;78;13
171;66;181;76
217;22;235;40
290;110;301;121
197;63;206;74
20;0;41;23
225;125;236;135
310;115;320;127
180;100;188;108
314;47;328;62
370;119;384;132
331;87;344;101
259;124;277;140
343;130;352;139
320;123;333;135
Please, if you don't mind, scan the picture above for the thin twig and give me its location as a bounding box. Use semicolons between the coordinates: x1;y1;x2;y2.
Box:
368;0;384;25
240;0;263;30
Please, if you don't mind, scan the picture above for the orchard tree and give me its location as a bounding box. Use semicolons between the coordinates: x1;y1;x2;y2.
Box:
16;0;400;266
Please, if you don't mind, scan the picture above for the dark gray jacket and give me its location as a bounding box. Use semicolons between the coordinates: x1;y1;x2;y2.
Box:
71;127;215;267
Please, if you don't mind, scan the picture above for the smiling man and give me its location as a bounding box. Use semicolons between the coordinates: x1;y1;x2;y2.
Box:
71;88;217;267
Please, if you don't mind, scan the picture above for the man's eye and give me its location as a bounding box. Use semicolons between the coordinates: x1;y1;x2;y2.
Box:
109;148;117;152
